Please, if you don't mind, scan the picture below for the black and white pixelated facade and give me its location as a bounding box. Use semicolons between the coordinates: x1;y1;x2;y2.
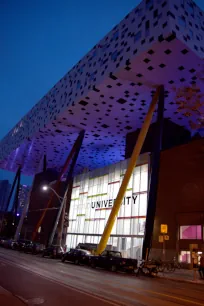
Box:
0;0;203;175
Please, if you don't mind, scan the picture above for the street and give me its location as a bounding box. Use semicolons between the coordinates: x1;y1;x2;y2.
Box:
0;248;204;306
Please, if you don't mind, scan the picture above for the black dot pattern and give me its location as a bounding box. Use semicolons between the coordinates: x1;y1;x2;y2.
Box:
0;0;203;175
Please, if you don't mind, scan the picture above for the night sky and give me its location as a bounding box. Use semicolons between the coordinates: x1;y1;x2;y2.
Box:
1;0;203;186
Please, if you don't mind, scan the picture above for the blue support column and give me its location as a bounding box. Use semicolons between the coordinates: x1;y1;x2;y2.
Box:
142;85;165;260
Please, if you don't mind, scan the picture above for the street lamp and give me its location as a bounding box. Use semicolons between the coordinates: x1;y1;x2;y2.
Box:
42;185;64;202
42;184;68;247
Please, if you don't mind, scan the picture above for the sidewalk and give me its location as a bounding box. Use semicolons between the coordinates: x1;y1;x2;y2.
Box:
0;286;25;306
158;269;204;285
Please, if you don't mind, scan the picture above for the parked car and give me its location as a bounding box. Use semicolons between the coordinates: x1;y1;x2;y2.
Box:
0;238;18;249
5;239;19;249
42;245;64;259
0;238;12;248
17;239;32;251
10;240;19;250
23;242;45;254
62;248;92;265
0;237;8;247
90;250;137;273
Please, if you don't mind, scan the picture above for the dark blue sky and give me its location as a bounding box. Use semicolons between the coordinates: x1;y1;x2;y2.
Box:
0;0;203;186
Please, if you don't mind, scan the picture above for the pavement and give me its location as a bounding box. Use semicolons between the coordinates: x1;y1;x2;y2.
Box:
159;268;204;285
0;248;204;306
0;285;25;306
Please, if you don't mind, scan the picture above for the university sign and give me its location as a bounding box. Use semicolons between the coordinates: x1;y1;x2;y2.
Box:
67;158;149;257
91;195;138;209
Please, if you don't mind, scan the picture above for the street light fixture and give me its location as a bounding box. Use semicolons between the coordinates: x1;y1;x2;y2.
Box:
42;185;64;202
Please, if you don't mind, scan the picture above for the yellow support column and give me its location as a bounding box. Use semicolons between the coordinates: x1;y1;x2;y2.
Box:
96;86;161;255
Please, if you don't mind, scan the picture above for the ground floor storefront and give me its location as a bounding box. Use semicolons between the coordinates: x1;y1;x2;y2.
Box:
66;139;204;262
66;234;144;258
66;154;149;259
151;139;204;266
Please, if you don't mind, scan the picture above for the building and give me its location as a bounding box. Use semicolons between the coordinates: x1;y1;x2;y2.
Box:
151;138;204;264
16;184;30;216
67;154;149;258
66;137;204;262
0;180;11;212
0;0;203;176
21;168;64;243
0;0;203;262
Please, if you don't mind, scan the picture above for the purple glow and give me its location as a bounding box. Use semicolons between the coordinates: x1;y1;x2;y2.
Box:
16;213;20;216
180;225;202;239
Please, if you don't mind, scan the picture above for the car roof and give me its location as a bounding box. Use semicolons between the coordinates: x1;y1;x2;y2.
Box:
76;249;91;253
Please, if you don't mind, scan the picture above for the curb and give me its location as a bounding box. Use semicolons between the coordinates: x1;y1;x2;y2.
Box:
157;275;204;285
0;286;27;305
0;285;11;296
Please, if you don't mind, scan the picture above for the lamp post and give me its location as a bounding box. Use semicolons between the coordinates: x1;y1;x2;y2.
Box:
42;185;68;247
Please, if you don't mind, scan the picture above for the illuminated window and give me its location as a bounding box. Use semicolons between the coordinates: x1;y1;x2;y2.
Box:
112;220;117;235
139;193;147;216
89;221;94;234
121;238;126;250
93;236;99;244
180;225;202;239
179;251;191;263
138;218;146;235
116;219;124;235
140;167;148;191
123;219;131;235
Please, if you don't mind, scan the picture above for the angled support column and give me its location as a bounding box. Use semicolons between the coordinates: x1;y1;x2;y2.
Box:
142;85;164;260
5;167;21;212
32;130;85;242
57;130;85;246
96;86;162;255
48;130;85;246
14;187;32;241
13;168;21;216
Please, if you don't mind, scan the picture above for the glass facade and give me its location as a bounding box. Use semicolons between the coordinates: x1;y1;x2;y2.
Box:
66;155;149;259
